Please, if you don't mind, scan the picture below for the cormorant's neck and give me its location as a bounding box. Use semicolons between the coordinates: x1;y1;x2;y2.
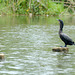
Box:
59;22;64;33
59;29;62;34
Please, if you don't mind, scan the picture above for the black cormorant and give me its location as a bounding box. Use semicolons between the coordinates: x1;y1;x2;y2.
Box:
58;19;75;47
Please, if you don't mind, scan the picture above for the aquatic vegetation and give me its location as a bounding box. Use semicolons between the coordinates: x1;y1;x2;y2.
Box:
46;1;64;15
0;0;73;15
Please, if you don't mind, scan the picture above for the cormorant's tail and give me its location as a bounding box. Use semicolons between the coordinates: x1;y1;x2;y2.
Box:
72;42;75;45
73;42;75;45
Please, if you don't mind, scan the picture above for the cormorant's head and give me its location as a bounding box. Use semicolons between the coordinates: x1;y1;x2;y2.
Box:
58;19;64;25
57;19;64;31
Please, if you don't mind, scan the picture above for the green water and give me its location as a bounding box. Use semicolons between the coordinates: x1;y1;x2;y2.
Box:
0;16;75;75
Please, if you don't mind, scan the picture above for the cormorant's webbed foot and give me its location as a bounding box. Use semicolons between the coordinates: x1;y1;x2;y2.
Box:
60;45;67;47
64;44;67;47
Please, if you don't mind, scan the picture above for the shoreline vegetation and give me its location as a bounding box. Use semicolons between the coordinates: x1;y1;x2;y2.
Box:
0;0;75;16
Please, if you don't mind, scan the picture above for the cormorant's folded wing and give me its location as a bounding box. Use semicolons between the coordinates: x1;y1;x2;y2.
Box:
60;33;73;42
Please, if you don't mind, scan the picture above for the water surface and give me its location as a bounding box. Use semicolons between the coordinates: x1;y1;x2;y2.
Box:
0;16;75;75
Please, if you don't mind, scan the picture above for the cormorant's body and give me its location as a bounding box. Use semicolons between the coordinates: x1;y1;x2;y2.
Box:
58;19;75;47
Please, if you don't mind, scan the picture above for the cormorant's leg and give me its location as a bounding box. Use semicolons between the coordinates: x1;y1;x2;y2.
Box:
64;44;67;47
